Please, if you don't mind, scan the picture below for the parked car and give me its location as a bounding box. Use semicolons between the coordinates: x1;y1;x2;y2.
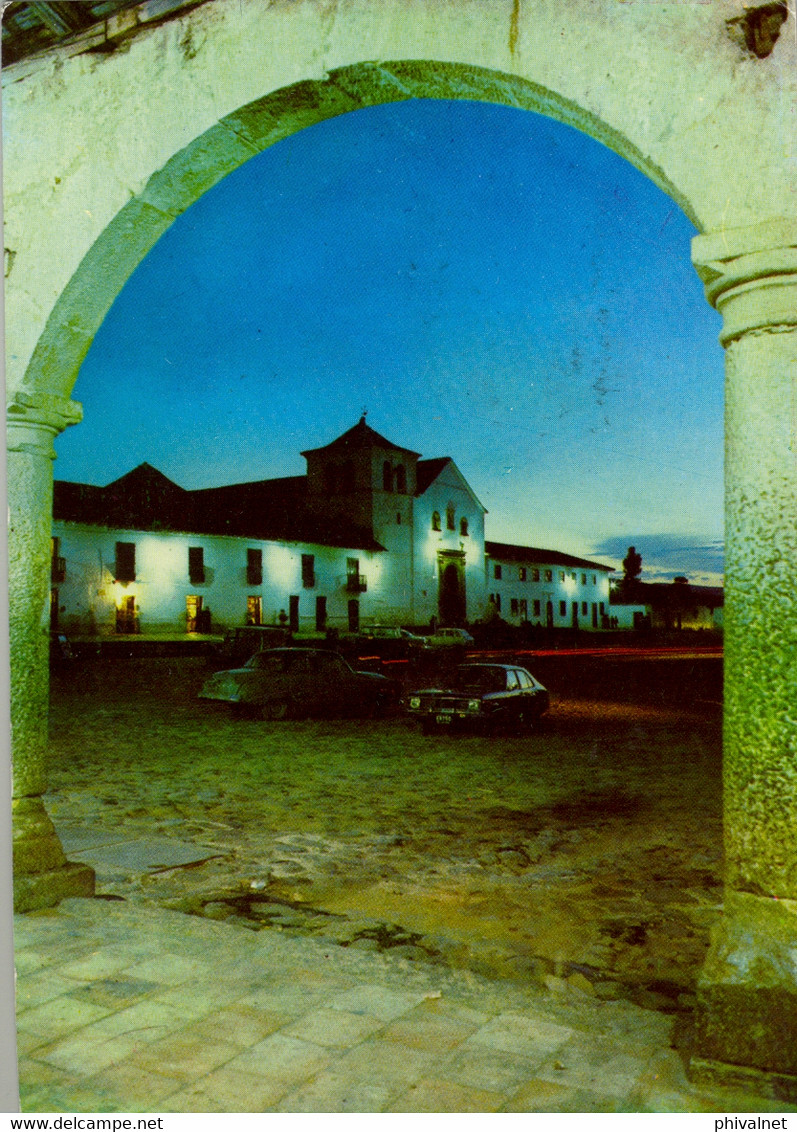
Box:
199;647;396;719
423;627;475;649
354;626;428;660
362;626;428;646
405;663;549;733
211;625;291;668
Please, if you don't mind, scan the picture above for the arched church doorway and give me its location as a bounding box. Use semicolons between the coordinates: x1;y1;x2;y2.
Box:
438;554;466;626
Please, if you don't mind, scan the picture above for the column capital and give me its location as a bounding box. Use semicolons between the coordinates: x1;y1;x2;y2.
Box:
6;390;83;459
692;219;797;345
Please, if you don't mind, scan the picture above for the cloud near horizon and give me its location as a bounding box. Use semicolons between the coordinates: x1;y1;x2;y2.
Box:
590;534;724;586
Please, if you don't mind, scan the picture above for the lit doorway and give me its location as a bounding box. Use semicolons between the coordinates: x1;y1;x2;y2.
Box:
186;595;203;633
116;595;137;634
247;596;263;625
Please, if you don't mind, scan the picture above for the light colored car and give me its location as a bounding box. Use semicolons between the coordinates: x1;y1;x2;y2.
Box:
423;627;475;649
406;663;549;734
362;626;428;645
199;647;395;720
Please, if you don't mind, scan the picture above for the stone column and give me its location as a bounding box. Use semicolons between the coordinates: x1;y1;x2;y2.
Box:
691;220;797;1100
7;390;95;912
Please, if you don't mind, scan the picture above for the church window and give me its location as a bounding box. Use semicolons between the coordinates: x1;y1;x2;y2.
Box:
460;517;469;536
51;537;66;583
188;546;205;584
247;548;262;585
432;511;441;531
302;554;315;588
115;542;136;583
446;505;455;530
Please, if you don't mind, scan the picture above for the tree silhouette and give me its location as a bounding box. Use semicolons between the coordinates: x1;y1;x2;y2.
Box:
621;546;643;600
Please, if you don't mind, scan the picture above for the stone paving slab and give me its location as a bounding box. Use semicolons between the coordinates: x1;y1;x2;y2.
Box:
65;838;223;873
11;897;797;1114
54;827;135;854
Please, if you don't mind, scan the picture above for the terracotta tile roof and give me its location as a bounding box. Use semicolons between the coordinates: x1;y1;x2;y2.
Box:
54;463;385;550
414;457;451;495
301;416;420;458
485;540;613;573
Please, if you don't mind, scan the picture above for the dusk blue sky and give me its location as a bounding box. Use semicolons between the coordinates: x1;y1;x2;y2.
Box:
54;98;725;585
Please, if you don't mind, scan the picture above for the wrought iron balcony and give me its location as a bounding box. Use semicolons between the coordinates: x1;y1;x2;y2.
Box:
345;573;367;593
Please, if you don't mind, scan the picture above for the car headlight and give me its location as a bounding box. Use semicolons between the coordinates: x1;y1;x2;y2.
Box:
409;697;421;709
468;699;481;712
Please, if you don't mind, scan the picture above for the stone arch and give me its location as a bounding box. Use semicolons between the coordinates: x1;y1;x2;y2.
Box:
6;1;797;1093
16;60;699;408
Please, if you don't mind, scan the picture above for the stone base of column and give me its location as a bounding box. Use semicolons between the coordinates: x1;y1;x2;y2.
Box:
14;862;96;914
690;891;797;1103
690;1058;797;1104
12;796;95;913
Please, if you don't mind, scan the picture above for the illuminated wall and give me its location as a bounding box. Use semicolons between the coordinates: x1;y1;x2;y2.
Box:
486;552;612;631
412;462;487;625
51;523;385;635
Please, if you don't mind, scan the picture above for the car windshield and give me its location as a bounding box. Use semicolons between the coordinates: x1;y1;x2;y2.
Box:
244;653;292;672
451;667;506;693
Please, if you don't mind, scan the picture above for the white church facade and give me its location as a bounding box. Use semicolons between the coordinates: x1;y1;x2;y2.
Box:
51;419;613;638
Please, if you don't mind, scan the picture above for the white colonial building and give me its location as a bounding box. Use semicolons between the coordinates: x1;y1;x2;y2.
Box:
51;419;491;637
484;541;613;631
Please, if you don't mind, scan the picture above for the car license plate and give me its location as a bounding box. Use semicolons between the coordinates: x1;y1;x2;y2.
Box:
435;714;452;724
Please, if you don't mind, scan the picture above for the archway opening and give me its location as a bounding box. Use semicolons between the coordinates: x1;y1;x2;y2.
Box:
39;70;724;1011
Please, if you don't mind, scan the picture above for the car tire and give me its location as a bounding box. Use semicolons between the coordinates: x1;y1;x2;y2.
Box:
362;698;382;719
420;718;437;735
262;700;290;721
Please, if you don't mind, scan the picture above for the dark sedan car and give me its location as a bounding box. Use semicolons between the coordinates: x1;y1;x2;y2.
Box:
405;663;549;734
199;647;396;719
